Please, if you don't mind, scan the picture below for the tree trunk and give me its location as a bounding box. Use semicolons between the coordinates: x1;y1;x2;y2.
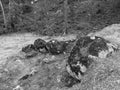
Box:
0;0;7;28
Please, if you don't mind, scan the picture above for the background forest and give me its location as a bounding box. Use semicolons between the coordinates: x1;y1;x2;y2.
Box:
0;0;120;35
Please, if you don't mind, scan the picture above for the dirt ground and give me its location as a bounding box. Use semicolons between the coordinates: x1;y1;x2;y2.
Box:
0;33;76;90
0;24;120;90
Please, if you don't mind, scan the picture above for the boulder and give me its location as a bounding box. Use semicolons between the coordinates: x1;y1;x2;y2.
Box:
88;36;118;58
34;38;47;49
33;38;48;53
66;36;118;80
22;44;36;53
46;39;70;55
88;24;120;47
22;44;37;57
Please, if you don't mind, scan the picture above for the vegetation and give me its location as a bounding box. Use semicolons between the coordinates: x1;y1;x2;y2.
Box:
0;0;7;28
0;0;120;35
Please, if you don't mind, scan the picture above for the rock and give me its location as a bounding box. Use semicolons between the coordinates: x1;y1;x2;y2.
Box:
34;38;46;49
21;44;37;58
46;39;69;55
66;36;118;80
33;38;74;55
60;71;81;88
25;51;38;58
88;36;108;57
34;38;48;53
88;36;118;58
67;56;91;80
68;36;94;64
22;44;36;53
88;24;120;46
21;5;33;14
13;85;23;90
19;74;30;81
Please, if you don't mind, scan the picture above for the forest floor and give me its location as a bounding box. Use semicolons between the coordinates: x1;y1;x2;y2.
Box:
0;24;120;90
0;32;77;90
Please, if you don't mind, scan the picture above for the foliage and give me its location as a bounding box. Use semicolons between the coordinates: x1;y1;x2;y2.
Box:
0;0;120;35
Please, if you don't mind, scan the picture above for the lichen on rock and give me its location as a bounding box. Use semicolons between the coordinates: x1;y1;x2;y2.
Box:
66;35;118;82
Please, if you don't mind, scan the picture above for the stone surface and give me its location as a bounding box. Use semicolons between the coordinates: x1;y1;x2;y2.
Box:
22;44;38;58
60;71;81;88
46;39;70;55
22;44;36;53
34;38;47;50
88;24;120;47
66;35;118;81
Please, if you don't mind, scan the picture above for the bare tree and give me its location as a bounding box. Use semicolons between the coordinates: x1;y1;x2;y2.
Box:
0;0;7;27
